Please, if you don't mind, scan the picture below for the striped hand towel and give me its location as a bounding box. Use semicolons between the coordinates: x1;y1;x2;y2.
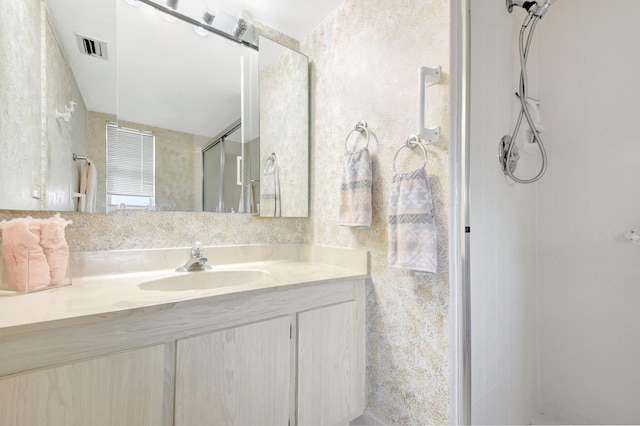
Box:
388;168;437;273
338;148;372;227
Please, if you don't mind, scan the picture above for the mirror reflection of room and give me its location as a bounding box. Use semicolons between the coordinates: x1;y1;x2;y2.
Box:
0;0;309;217
259;36;309;218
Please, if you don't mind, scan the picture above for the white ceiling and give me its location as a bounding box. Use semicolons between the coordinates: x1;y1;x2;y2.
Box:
44;0;343;138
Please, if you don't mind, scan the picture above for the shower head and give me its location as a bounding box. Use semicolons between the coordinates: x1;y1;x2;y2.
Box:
533;0;557;18
506;0;538;13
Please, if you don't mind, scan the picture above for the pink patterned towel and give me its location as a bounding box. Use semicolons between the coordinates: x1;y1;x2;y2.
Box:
388;168;437;273
338;148;372;227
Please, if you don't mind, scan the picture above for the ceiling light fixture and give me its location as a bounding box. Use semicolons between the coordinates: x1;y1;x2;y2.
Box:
129;0;257;47
193;10;215;36
162;0;179;21
230;18;248;38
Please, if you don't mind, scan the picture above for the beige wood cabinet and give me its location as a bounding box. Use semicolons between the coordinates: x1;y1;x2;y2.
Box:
175;316;292;426
0;278;365;426
297;301;366;425
0;344;172;426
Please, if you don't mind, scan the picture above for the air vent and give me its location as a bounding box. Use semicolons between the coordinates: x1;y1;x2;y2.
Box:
75;33;108;60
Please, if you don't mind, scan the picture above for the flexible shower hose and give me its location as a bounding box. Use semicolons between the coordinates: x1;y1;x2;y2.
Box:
503;14;548;184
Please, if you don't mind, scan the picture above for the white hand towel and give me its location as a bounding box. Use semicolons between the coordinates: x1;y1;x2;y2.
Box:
85;162;97;213
78;161;97;213
338;148;372;227
388;167;437;273
78;163;87;213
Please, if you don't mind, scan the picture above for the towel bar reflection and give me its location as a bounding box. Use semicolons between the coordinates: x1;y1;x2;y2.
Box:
264;152;277;166
73;154;89;162
419;66;442;142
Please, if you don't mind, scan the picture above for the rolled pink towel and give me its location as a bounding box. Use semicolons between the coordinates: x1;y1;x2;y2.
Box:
39;214;72;285
0;218;51;291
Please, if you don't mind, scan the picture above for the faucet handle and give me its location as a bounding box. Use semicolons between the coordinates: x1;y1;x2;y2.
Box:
191;241;203;257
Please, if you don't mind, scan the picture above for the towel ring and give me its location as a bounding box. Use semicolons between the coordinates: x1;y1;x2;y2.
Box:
344;120;370;153
265;152;276;164
264;153;278;172
393;135;428;173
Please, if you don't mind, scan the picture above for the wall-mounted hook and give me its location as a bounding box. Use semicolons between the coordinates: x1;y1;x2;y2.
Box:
56;109;71;122
56;100;77;122
418;66;441;142
65;101;78;113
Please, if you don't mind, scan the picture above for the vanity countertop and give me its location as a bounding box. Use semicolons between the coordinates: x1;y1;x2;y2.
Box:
0;244;368;333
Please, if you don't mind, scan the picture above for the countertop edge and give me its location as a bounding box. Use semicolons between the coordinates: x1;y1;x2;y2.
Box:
0;262;368;336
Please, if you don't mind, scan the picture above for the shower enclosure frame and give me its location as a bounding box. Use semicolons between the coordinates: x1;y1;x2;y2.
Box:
449;0;471;424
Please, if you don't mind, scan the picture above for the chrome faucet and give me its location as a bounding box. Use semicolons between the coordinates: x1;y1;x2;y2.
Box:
175;242;212;272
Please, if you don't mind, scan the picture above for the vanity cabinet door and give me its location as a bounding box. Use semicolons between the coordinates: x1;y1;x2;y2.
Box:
175;315;291;426
0;344;169;426
297;301;365;426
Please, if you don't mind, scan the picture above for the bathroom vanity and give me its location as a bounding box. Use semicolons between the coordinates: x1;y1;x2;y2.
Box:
0;244;367;426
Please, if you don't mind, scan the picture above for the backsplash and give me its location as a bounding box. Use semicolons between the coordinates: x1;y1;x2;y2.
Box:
0;210;308;252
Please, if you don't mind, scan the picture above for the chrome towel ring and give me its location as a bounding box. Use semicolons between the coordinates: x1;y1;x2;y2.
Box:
344;120;370;153
264;152;278;170
393;135;428;173
265;152;277;164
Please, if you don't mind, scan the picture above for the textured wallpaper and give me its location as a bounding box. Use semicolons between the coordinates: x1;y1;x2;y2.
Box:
301;0;451;423
0;0;43;210
86;112;109;212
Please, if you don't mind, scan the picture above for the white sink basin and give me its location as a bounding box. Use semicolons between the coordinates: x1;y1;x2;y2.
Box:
138;269;268;291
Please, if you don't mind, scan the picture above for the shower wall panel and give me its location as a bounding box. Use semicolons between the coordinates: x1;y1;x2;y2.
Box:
471;1;640;424
469;1;540;424
536;1;640;424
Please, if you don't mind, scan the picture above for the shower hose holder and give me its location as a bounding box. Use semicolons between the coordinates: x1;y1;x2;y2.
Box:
499;135;519;175
624;227;640;246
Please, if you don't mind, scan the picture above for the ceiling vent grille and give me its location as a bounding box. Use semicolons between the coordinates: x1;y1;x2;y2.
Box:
75;33;108;60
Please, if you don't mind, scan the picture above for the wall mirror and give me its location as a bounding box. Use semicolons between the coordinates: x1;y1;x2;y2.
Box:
258;36;309;217
0;0;309;217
